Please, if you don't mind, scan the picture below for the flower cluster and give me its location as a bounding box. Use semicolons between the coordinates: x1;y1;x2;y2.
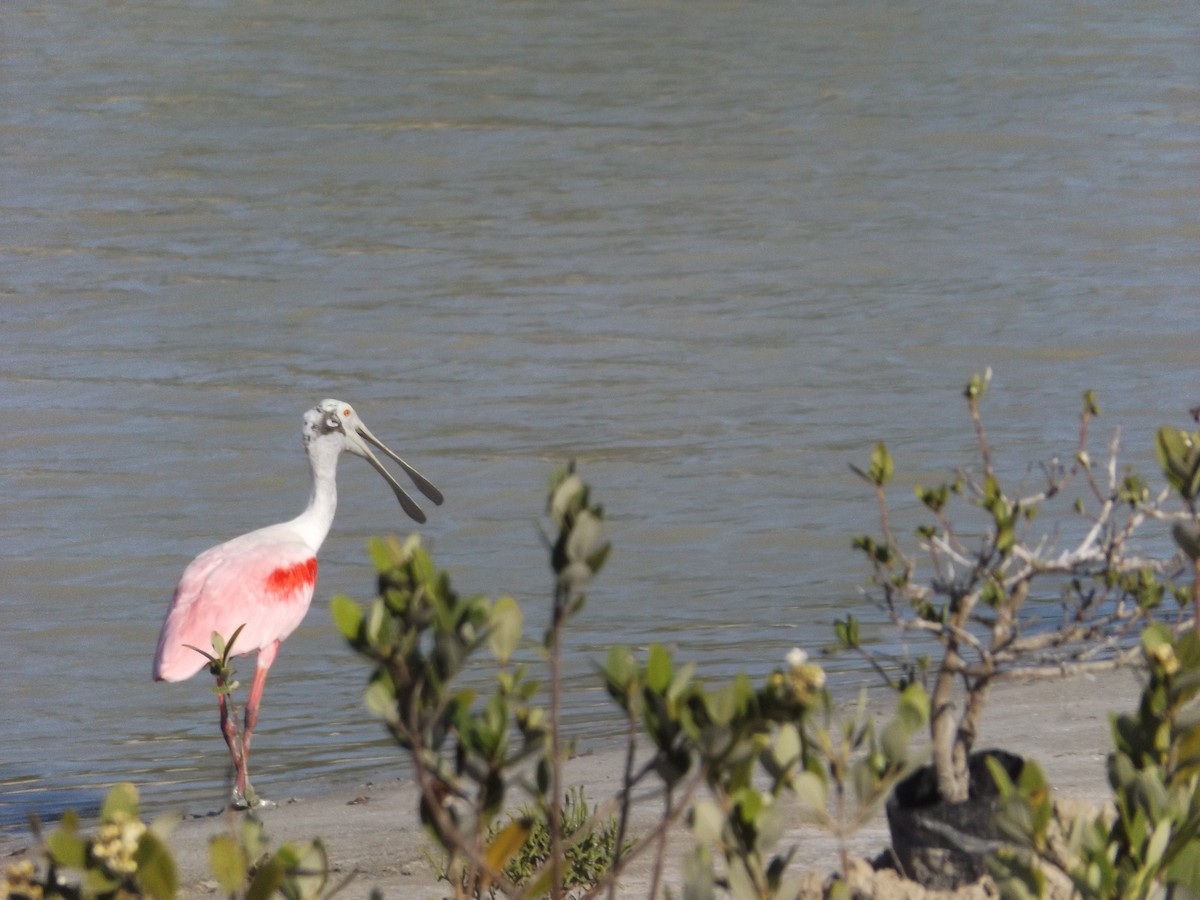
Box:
1148;640;1180;677
90;813;146;877
785;647;827;705
1;859;43;900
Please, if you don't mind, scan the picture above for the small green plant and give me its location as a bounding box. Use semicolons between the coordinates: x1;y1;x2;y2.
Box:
5;783;333;900
208;815;332;900
1157;424;1200;626
18;783;177;900
456;787;626;898
602;642;806;899
601;634;928;899
802;681;929;881
990;625;1200;899
1074;625;1200;897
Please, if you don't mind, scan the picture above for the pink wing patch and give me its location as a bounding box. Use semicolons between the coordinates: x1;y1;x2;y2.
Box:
265;558;317;597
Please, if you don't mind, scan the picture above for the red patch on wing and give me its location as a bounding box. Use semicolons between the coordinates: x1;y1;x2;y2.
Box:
265;558;317;597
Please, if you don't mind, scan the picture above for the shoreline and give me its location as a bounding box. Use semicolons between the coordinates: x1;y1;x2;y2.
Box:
1;667;1139;897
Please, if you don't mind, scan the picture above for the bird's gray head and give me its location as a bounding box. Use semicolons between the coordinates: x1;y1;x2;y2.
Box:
301;398;443;523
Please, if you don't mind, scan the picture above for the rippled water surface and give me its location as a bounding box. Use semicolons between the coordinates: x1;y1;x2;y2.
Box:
2;0;1198;828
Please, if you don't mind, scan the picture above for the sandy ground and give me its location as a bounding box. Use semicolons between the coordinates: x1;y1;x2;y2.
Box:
1;667;1139;897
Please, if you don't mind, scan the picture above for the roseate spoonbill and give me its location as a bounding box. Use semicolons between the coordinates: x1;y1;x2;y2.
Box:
152;399;442;808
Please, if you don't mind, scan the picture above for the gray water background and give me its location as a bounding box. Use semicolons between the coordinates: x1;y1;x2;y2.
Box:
2;0;1198;829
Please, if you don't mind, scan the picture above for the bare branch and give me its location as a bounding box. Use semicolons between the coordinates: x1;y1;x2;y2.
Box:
849;379;1196;803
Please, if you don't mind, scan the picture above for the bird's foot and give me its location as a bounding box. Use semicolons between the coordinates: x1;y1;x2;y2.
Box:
230;784;276;810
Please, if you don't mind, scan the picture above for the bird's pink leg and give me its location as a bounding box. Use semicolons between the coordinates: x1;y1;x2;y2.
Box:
237;641;279;808
217;679;247;803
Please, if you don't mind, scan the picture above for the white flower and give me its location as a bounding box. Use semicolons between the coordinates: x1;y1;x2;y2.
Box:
786;647;808;669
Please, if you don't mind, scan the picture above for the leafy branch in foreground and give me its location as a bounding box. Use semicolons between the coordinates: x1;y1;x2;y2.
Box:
336;465;927;900
990;623;1200;899
331;464;612;900
988;431;1200;899
4;783;333;900
839;373;1193;805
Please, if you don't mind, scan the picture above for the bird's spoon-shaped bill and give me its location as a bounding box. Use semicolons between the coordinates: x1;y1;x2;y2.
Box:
347;421;444;523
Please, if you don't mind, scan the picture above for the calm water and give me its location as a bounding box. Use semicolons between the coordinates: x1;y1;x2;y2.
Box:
2;0;1197;830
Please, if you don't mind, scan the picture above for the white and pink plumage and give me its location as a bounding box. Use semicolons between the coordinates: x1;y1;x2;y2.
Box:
153;399;442;808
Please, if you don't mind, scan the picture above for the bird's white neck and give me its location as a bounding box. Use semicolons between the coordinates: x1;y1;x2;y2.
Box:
289;437;342;552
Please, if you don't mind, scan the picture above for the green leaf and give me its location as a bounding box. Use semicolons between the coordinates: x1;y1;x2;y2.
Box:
646;643;672;693
732;787;764;825
330;594;363;641
702;684;736;727
46;827;87;869
101;782;140;822
1146;818;1171;868
682;844;716;900
869;442;894;486
487;595;522;665
550;473;585;525
980;474;998;508
703;674;753;727
183;642;217;664
364;674;398;724
411;544;436;587
1141;622;1174;658
1166;842;1200;891
792;771;827;811
239;816;269;863
245;857;286;900
283;839;328;900
365;597;386;646
367;536;398;573
965;368;991;400
567;510;606;563
667;661;696;703
83;868;121;894
224;623;247;660
995;523;1014;556
916;483;949;514
485;818;532;879
896;683;930;731
880;720;912;765
586;540;612;576
989;848;1045;900
985;755;1017;796
774;722;801;769
603;645;636;690
209;833;246;894
981;577;1005;608
852;759;881;806
1156;427;1200;501
1172;523;1200;561
134;829;179;900
727;862;759;900
834;615;860;650
689;798;725;845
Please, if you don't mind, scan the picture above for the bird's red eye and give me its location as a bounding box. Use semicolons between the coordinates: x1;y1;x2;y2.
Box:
343;407;351;418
